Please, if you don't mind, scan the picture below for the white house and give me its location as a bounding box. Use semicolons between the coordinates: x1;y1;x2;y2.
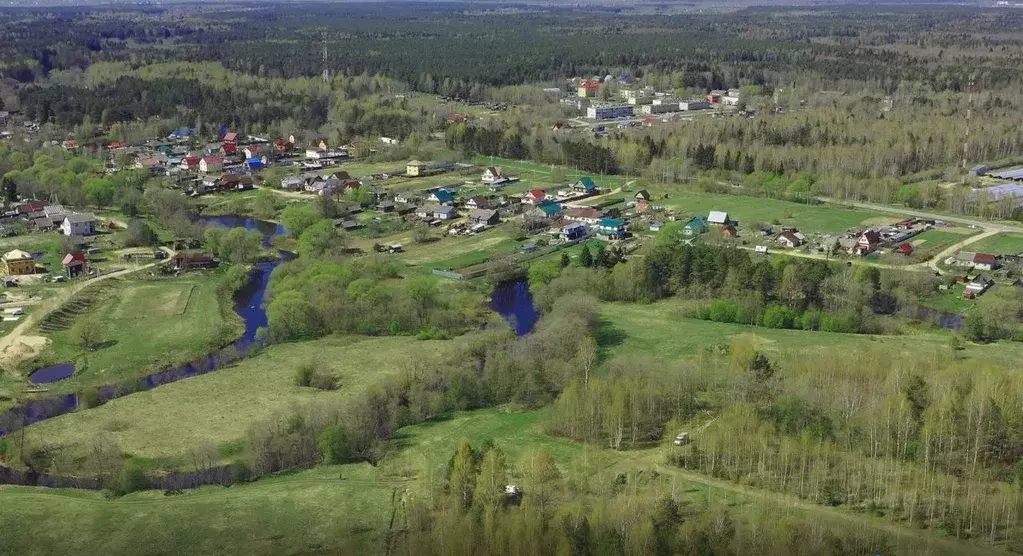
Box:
199;156;223;174
776;231;803;248
481;166;504;184
61;213;96;237
380;137;400;146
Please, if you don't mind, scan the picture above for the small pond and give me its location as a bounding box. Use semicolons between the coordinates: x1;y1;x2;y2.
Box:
491;280;539;336
28;363;76;384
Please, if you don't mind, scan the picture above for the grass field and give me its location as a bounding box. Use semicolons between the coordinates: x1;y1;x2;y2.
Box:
908;228;977;259
24;335;449;462
0;405;995;556
600;300;1023;368
965;232;1023;255
21;273;242;395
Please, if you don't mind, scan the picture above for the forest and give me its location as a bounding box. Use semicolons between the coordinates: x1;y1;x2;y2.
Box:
6;3;1023;555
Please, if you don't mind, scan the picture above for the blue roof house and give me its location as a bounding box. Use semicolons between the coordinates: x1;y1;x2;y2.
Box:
599;218;626;239
572;177;597;193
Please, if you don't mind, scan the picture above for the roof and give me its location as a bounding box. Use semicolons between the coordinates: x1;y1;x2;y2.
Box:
222;132;238;142
485;166;502;176
601;218;624;228
3;249;33;261
707;211;729;224
432;190;454;202
62;251;86;266
685;216;708;228
860;230;881;243
581;81;601;89
63;213;95;224
563;221;587;230
896;243;914;254
407;159;426;166
576;177;596;190
974;253;997;265
956;251;977;262
566;207;602;219
468;209;499;221
635;189;650;199
777;231;801;244
537;202;563;216
434;205;456;215
202;156;223;164
528;189;546;199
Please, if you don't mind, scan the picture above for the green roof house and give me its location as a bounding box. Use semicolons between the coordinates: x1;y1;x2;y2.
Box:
683;217;708;236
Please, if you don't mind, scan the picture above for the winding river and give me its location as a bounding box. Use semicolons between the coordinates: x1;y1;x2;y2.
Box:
0;216;286;435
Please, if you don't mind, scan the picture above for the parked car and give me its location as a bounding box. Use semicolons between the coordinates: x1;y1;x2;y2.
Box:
673;432;691;446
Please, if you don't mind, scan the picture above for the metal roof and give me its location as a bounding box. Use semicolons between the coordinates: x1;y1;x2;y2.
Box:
989;167;1023;180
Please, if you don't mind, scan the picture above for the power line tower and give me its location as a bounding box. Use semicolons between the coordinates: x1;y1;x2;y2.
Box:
962;79;976;171
322;40;329;83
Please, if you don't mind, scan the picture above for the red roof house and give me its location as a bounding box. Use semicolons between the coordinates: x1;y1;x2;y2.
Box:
62;251;87;277
895;243;914;256
525;189;548;204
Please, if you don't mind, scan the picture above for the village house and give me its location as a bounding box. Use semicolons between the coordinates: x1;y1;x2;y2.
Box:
2;249;35;275
564;207;603;225
467;209;500;226
776;231;803;248
419;205;457;221
895;243;914;256
274;139;293;154
62;251;87;278
854;230;881;255
407;160;428;177
243;145;264;160
684;216;708;236
395;192;418;205
305;176;341;196
721;225;738;238
965;274;995;298
524;189;549;205
573;177;598;194
199;156;224;174
181;155;201;172
430;189;455;204
465;196;493;210
172;252;217;271
481;167;505;184
635;189;651;201
281;176;306;190
973;253;1001;271
531;201;563;220
561;221;588;241
599;218;627;240
577;80;601;98
61;213;96;237
707;211;731;226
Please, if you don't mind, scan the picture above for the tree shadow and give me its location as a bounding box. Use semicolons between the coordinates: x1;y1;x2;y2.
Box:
596;318;626;352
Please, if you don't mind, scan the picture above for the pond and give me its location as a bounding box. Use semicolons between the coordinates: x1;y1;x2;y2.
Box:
491;280;539;336
27;363;76;384
0;216;287;435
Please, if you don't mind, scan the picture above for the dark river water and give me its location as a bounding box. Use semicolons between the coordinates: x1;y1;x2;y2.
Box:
491;280;539;336
0;216;286;435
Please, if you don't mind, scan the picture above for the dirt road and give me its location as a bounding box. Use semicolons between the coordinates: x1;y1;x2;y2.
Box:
0;247;175;369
